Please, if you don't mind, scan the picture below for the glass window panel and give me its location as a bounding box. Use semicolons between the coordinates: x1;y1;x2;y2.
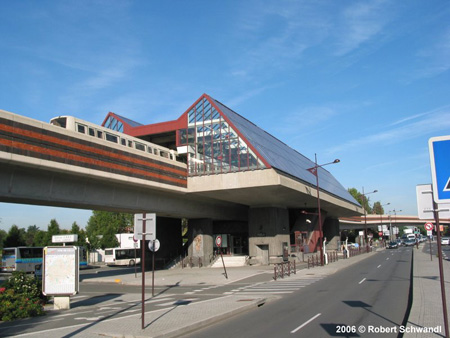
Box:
118;122;123;132
212;108;220;120
188;108;196;124
204;105;212;120
77;124;86;134
106;133;118;143
97;130;103;139
88;128;95;136
105;116;112;129
179;129;187;145
135;142;146;151
111;119;118;131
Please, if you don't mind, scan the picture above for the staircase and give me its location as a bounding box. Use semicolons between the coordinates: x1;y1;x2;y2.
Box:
211;255;248;268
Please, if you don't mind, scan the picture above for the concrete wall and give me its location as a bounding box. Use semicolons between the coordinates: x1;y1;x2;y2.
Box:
248;207;290;265
323;218;340;251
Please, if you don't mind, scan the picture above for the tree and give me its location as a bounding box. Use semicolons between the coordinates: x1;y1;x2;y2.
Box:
25;225;40;247
372;201;385;215
0;229;7;249
348;188;374;214
43;219;61;246
85;211;132;250
4;225;26;247
70;222;87;247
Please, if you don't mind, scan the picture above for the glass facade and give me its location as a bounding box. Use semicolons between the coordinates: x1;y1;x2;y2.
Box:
104;116;124;133
180;97;266;176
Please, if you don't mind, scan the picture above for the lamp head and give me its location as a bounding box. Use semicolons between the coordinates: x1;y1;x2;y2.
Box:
333;159;340;163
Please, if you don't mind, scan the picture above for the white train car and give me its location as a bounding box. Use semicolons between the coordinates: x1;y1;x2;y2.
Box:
50;116;177;161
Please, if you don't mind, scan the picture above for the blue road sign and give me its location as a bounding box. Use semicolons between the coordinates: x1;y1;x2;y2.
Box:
429;136;450;202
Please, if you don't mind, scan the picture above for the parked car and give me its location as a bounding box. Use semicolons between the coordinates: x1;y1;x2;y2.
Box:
441;237;450;245
387;241;398;249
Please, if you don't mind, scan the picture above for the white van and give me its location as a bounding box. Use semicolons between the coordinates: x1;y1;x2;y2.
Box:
407;234;416;240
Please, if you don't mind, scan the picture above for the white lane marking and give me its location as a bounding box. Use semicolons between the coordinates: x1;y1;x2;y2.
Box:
377;265;382;268
359;278;366;284
386;257;390;260
291;313;322;333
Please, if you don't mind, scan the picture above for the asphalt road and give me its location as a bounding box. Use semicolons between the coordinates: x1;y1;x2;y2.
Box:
188;247;414;338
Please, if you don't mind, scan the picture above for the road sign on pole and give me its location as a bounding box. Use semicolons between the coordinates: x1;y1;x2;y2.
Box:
429;136;450;202
134;213;156;241
425;222;433;231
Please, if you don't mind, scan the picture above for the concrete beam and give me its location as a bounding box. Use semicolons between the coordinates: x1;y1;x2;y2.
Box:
0;163;248;221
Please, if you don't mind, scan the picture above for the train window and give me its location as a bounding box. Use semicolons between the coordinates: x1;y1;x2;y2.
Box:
121;138;126;146
77;124;86;134
88;128;95;137
128;140;132;147
105;133;118;143
135;142;146;151
97;130;103;139
147;147;153;154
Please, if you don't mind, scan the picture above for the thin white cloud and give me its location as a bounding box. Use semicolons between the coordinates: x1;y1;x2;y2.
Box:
333;0;391;56
327;106;450;154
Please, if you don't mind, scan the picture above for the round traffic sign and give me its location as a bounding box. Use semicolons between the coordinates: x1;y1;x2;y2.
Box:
425;222;433;231
148;239;160;252
215;235;222;247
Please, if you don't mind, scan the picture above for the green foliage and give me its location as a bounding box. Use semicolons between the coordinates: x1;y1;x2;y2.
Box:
25;225;40;246
0;229;7;249
4;225;26;247
86;211;132;250
0;271;47;321
348;188;374;214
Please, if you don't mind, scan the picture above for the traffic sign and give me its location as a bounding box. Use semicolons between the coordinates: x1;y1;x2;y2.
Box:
425;222;433;231
215;235;222;247
429;136;450;202
148;239;160;252
134;213;156;240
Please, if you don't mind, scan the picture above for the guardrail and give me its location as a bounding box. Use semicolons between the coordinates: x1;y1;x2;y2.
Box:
307;251;339;268
273;261;296;280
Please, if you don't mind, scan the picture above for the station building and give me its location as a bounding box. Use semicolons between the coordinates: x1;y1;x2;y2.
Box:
101;94;362;265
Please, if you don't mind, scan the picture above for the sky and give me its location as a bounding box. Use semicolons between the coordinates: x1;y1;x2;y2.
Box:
0;0;449;232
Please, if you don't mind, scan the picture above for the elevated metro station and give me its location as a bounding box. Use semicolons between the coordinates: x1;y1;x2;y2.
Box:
0;93;363;266
100;94;363;265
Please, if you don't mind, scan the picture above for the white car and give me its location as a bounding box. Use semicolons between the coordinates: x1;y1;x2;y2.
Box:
441;237;450;245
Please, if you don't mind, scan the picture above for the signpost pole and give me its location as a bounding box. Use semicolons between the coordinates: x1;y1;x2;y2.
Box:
152;240;155;297
433;200;449;338
141;213;146;330
216;236;227;279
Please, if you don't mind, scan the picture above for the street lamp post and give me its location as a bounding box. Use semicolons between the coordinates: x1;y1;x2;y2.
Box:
379;203;390;243
307;154;340;266
362;187;378;252
392;209;402;240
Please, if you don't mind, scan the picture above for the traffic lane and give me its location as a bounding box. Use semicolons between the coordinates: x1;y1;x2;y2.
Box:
298;247;411;337
188;250;412;338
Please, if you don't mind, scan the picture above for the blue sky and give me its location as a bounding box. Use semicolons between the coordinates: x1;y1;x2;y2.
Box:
1;0;449;231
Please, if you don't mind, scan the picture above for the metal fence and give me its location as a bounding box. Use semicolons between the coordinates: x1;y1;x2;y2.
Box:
273;261;297;280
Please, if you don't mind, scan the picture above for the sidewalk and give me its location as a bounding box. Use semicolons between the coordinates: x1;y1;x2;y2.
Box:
404;243;450;338
33;251;378;338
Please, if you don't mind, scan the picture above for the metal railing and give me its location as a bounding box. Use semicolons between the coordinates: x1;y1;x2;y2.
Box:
273;261;296;280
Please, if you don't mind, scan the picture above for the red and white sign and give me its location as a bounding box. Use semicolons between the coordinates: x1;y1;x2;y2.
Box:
425;222;433;231
215;235;222;247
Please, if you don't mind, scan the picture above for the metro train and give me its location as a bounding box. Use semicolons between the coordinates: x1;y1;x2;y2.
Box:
50;116;177;161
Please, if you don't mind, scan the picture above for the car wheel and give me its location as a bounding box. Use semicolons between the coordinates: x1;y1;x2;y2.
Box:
128;260;135;267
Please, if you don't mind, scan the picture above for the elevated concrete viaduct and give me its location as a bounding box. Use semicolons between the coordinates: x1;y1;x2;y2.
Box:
0;94;364;266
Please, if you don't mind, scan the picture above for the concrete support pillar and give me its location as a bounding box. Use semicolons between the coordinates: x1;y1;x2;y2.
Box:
154;217;183;268
248;207;289;265
187;219;213;266
323;218;340;251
